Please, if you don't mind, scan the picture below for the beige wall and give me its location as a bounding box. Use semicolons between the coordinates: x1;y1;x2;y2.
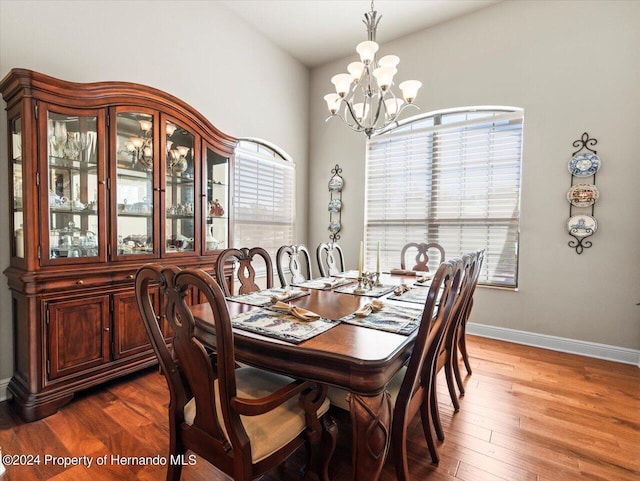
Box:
0;0;310;381
309;0;640;350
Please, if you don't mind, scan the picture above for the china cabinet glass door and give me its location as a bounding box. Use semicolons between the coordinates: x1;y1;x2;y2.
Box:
204;145;229;252
11;116;24;258
164;119;197;255
113;109;157;258
45;109;103;263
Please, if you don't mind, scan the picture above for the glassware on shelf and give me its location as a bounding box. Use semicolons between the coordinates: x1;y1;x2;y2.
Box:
205;146;228;251
165;120;195;253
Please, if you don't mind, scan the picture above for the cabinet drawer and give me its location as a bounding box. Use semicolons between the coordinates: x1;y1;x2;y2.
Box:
112;271;137;285
39;274;114;293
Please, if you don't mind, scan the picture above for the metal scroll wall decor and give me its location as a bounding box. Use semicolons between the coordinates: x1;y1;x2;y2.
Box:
328;164;344;242
566;132;600;254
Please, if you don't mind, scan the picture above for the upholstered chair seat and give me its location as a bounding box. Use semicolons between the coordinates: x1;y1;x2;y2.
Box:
184;367;331;463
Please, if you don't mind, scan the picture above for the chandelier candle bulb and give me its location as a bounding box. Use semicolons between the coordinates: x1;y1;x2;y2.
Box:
165;122;177;136
356;41;379;63
331;74;353;97
348;62;365;80
399;80;422;103
138;119;152;132
378;55;400;68
373;67;397;90
324;94;341;114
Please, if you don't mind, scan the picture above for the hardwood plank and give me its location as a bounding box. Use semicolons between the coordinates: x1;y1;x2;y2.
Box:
1;336;638;481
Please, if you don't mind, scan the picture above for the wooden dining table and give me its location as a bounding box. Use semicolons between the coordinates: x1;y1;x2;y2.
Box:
191;274;421;481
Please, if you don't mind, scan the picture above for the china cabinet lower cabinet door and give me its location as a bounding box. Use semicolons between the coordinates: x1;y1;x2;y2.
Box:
113;289;158;360
46;296;110;380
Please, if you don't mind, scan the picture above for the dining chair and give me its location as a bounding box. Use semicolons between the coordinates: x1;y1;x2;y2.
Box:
400;242;445;272
328;259;463;477
276;244;313;287
135;264;336;481
316;242;345;277
428;252;478;445
453;248;485;393
215;247;273;297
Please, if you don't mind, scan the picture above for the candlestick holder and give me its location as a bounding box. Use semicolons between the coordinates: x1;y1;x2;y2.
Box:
374;271;382;287
353;277;366;294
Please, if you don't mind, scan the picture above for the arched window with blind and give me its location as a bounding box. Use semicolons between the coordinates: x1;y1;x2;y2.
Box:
366;107;523;288
233;139;296;263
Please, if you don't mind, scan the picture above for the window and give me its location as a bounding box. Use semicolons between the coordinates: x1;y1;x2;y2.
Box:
233;140;296;264
366;107;523;287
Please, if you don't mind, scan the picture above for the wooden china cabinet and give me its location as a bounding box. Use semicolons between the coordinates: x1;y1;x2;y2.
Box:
1;69;237;421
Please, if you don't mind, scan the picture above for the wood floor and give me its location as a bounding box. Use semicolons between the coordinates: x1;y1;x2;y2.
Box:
1;335;638;481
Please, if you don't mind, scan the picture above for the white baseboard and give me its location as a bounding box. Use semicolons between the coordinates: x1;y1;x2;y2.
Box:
466;323;640;367
0;377;11;402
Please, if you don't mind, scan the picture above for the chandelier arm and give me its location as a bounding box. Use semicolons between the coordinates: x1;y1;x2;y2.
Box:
325;111;366;133
343;100;366;132
371;95;384;130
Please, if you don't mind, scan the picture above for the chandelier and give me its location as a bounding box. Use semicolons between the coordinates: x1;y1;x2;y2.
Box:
324;1;422;139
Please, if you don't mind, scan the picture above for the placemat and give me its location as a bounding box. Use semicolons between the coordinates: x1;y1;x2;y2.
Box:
334;283;395;297
227;288;309;307
231;308;338;343
337;270;361;279
291;277;355;290
387;286;431;305
339;302;424;335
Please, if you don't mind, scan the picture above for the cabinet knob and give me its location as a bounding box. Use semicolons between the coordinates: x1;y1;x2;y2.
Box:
98;180;106;185
126;274;134;280
104;327;110;332
76;280;84;285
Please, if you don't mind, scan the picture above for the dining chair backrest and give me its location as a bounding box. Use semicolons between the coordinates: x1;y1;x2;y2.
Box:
454;248;486;382
276;244;313;287
431;252;477;413
135;264;332;481
215;247;273;297
400;242;446;272
391;258;463;479
316;242;345;277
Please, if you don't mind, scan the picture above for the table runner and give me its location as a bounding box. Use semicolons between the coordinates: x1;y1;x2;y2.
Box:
291;277;355;290
334;283;396;298
231;308;338;343
339;301;424;335
227;288;309;307
336;270;361;279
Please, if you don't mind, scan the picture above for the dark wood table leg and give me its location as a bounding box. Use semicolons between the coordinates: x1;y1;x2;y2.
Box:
348;391;392;481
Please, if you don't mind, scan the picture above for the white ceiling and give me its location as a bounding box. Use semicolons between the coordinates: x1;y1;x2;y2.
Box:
220;0;501;68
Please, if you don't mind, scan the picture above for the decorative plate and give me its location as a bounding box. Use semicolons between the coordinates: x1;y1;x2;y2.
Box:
328;174;344;192
328;221;341;234
567;183;600;207
568;152;601;177
328;199;342;212
567;215;597;238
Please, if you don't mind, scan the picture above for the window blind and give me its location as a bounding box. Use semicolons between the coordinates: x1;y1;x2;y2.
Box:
233;141;295;265
366;109;523;287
